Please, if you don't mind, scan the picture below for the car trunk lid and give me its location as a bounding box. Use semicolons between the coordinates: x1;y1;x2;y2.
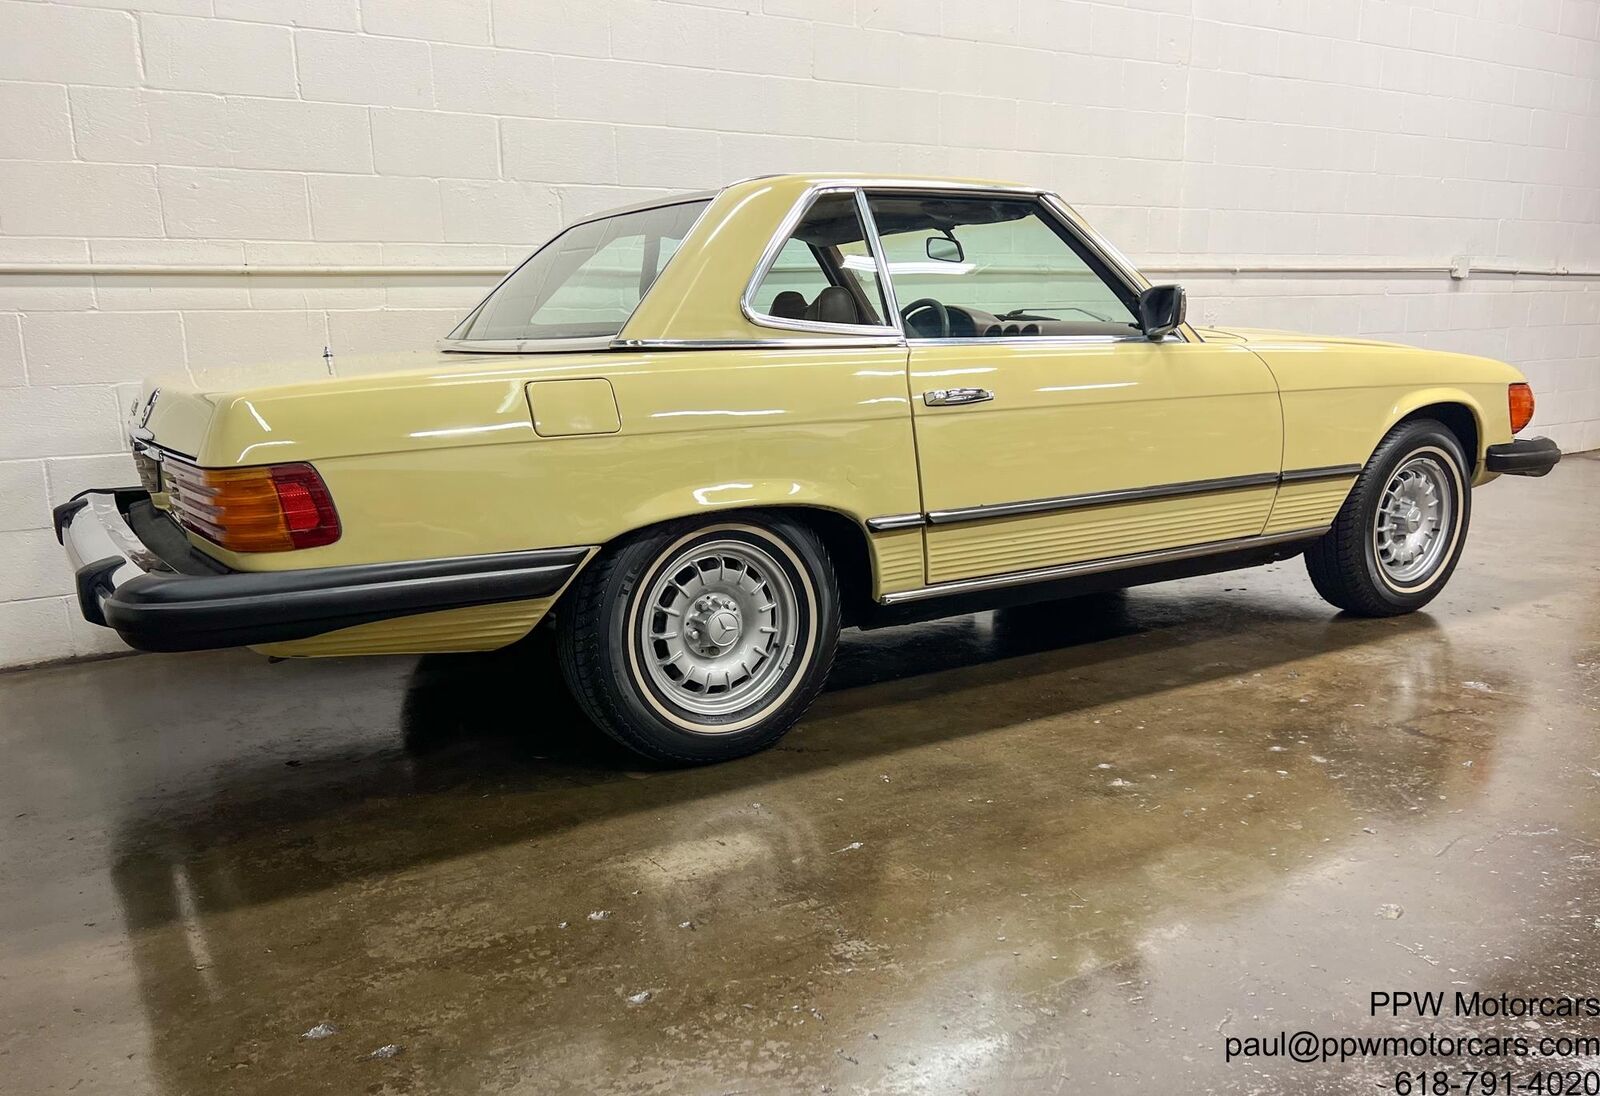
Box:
130;378;219;460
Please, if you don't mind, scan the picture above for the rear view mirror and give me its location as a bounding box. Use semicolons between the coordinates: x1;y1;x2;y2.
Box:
926;235;964;263
1137;284;1186;340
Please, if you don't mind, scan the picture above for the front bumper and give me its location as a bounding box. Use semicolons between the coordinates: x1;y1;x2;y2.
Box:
1485;436;1561;478
55;488;589;653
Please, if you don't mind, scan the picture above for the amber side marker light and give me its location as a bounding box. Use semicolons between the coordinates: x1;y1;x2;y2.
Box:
1509;382;1535;434
165;460;341;552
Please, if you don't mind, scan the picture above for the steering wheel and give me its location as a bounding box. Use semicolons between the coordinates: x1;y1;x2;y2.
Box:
900;298;950;339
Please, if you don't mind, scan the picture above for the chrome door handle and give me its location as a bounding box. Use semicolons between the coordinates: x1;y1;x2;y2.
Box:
923;387;994;407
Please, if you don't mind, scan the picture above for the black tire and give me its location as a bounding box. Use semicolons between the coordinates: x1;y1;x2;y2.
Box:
556;513;840;765
1304;418;1472;617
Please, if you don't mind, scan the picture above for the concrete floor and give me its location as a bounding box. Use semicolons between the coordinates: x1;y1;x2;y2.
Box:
2;455;1596;1095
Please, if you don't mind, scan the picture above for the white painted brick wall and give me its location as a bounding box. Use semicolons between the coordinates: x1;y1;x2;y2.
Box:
141;14;298;96
1;0;1597;669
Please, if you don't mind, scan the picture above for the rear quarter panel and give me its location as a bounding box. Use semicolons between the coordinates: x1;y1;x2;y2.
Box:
200;347;923;593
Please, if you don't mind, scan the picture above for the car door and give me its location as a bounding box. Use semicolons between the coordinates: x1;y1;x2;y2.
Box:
861;189;1284;587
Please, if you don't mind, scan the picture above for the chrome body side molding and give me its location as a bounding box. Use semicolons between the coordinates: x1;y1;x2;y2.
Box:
864;513;928;532
925;471;1282;526
878;527;1330;605
1277;463;1364;483
873;466;1367;530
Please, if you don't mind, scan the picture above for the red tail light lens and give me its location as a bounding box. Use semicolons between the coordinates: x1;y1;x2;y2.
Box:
1508;383;1535;434
164;460;340;552
269;466;338;541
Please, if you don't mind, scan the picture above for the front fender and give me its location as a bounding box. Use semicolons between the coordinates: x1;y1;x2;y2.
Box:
1377;385;1497;477
1251;338;1517;490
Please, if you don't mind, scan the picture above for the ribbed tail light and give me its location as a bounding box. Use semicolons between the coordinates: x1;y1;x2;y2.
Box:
1508;383;1535;434
163;460;340;552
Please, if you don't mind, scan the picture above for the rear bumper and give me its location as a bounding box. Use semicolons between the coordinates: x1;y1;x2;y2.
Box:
55;488;590;653
1485;436;1561;478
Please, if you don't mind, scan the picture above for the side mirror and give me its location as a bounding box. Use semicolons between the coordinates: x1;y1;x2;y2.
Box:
926;234;964;263
1137;284;1186;340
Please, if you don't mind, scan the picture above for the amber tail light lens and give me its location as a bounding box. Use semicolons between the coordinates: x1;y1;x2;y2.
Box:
164;460;340;552
1508;383;1535;434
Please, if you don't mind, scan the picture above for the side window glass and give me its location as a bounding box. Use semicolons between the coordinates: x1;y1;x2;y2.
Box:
749;192;889;328
537;235;648;329
749;238;827;315
453;199;706;341
863;193;1140;339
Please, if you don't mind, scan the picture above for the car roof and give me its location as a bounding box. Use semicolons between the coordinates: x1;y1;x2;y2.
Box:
745;172;1032;189
573;174;1040;227
447;174;1127;351
612;174;1076;346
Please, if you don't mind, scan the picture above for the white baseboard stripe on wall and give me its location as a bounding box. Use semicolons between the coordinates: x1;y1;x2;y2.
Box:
1;262;1598;280
0;264;506;277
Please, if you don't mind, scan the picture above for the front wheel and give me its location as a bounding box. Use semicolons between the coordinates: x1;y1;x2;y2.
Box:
1304;418;1472;616
557;514;840;764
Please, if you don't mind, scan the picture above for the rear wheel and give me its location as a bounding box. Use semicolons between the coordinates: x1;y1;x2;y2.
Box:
1304;418;1472;616
557;514;840;764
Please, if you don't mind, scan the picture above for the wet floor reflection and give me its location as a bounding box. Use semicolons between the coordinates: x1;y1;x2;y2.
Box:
2;458;1596;1094
92;584;1511;1095
105;588;1450;929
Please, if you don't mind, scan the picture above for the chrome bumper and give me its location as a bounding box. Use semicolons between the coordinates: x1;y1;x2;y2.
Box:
54;488;160;627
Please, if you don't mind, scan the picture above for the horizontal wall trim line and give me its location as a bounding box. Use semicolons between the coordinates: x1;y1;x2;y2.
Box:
1;262;1597;280
0;264;507;278
880;526;1330;604
1144;262;1600;279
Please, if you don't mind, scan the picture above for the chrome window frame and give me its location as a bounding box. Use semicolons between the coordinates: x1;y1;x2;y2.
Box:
442;178;1188;353
739;185;903;338
855;189;903;332
612;335;906;350
857;185;1187;347
439;193;718;353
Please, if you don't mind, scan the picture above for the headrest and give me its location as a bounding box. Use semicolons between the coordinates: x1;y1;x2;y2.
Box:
769;290;807;320
805;286;860;325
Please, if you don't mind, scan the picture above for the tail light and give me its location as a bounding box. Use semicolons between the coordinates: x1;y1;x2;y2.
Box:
163;460;340;552
1508;383;1535;434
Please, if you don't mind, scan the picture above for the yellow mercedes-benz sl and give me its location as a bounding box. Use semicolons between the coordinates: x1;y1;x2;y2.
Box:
56;174;1560;762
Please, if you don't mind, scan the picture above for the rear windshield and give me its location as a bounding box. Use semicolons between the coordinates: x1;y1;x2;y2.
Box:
449;199;710;342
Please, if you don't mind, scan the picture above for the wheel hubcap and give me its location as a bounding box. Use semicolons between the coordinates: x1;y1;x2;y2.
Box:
685;595;742;656
638;539;800;720
1374;455;1455;585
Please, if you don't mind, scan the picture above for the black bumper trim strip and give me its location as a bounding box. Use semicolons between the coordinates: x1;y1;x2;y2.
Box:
75;556;124;627
53;497;89;544
1485;436;1561;477
99;546;590;653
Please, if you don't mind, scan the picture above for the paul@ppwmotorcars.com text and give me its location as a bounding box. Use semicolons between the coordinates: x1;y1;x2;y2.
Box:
1223;991;1600;1091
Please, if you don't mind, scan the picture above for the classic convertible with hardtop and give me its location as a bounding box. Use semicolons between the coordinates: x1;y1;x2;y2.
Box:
54;174;1560;762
